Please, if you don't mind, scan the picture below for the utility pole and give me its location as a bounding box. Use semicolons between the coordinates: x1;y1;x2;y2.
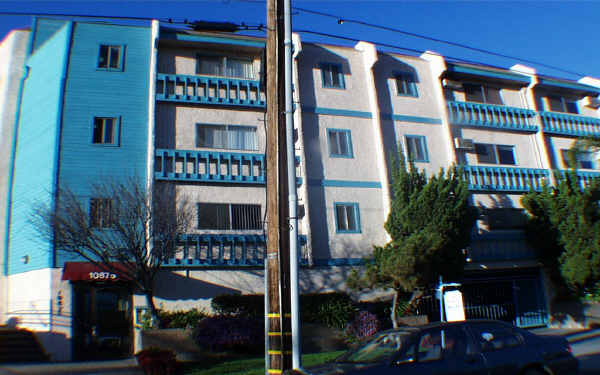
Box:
265;0;292;373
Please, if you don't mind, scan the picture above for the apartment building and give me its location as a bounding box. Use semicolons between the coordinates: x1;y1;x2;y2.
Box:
1;17;599;360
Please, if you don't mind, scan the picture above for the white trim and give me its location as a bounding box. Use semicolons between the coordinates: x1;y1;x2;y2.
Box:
421;51;456;164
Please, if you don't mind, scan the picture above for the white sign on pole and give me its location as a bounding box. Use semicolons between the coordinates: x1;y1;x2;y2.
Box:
443;290;466;322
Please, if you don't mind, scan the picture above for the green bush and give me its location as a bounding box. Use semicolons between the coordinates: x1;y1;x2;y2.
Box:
210;292;358;330
211;294;263;318
160;308;207;329
300;293;356;329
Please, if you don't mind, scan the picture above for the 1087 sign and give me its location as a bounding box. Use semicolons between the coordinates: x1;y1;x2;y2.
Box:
88;272;117;280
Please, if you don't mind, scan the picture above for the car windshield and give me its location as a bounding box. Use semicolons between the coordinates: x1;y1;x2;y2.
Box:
338;331;413;363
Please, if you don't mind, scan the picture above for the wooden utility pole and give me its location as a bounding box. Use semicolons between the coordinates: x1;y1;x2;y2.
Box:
265;0;292;373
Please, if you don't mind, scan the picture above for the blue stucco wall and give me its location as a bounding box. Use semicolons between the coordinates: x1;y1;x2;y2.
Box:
56;22;152;266
7;21;72;275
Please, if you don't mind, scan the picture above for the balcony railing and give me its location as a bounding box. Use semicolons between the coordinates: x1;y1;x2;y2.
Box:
163;234;307;267
447;101;538;131
540;111;600;137
155;149;265;184
558;170;600;189
466;232;537;263
463;166;549;192
156;73;265;108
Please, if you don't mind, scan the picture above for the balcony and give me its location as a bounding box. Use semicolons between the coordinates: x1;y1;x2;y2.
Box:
156;73;265;108
447;101;538;132
463;166;549;192
155;149;265;184
558;170;600;189
163;234;308;267
540;111;600;137
466;232;537;263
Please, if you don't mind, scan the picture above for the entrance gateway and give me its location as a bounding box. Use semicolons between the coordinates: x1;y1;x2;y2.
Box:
62;262;133;360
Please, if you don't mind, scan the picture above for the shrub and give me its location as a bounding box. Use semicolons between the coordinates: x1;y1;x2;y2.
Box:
159;308;207;329
300;292;356;329
135;347;178;375
192;316;263;353
345;310;380;343
210;292;358;330
211;294;263;318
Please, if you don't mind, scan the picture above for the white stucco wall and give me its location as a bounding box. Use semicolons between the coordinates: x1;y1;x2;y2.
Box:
6;268;72;361
0;29;29;325
297;43;371;112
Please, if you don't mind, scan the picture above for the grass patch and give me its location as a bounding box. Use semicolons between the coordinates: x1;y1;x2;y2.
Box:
182;351;345;375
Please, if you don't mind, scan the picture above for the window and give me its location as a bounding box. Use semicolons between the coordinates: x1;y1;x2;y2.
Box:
416;327;470;362
90;198;116;228
320;63;345;89
196;55;254;79
547;95;579;114
196;124;258;151
405;135;429;162
335;202;360;233
97;45;123;71
561;149;595;169
327;129;353;158
474;143;516;165
197;203;262;230
344;331;411;363
395;72;418;97
463;83;503;105
92;117;119;145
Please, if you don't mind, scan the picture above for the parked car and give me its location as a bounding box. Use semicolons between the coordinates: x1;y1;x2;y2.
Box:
289;320;578;375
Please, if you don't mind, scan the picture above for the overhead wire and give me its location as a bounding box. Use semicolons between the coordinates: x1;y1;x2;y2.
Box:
291;6;586;77
0;6;589;78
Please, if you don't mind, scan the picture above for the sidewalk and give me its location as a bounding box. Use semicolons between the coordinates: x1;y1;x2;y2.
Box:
0;358;143;375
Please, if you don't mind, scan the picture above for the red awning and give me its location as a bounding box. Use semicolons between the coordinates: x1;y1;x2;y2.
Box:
62;262;131;282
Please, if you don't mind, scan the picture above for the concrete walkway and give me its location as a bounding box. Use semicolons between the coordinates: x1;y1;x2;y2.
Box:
0;358;143;375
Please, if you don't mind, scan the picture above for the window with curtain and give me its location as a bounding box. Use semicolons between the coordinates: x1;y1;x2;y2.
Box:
196;124;258;151
320;63;345;89
327;129;353;157
197;55;254;79
335;202;360;233
395;72;418;97
405;135;429;162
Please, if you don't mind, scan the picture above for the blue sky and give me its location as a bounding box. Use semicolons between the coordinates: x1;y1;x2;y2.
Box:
1;1;599;81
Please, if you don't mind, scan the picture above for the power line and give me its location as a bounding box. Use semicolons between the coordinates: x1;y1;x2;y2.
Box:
0;11;170;22
0;8;587;78
292;6;586;77
294;29;507;72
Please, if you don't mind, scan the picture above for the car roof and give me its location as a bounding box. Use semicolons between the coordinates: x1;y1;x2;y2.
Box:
379;319;515;334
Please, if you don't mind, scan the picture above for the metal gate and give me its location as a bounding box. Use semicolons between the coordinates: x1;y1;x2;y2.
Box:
413;271;548;328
